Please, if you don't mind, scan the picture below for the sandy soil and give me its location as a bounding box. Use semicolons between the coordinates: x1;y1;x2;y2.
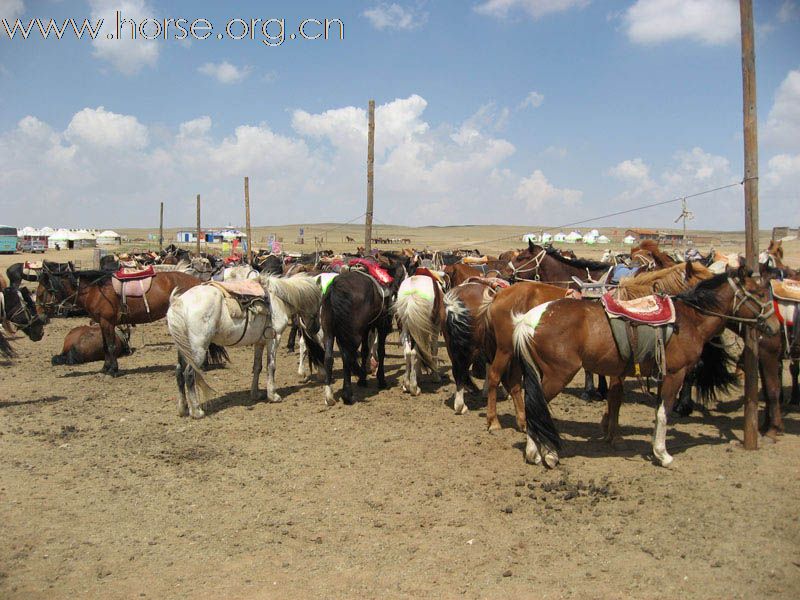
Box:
1;238;799;599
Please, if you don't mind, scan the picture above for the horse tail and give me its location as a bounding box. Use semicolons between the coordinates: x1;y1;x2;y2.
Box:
512;312;561;453
694;337;739;404
206;343;230;366
394;285;438;372
474;285;496;328
325;278;365;379
263;274;322;318
299;322;326;367
443;289;478;392
166;291;215;399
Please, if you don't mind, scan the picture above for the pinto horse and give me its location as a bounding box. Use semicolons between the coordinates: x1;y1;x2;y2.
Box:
321;260;406;406
513;269;778;468
1;286;45;359
393;270;445;396
37;270;203;375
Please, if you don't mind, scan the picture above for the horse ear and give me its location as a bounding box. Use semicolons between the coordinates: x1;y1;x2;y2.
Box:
685;260;694;278
736;264;748;281
528;239;535;252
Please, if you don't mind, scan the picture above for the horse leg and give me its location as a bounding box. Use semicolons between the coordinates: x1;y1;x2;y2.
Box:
502;359;525;432
376;318;390;389
286;322;298;353
249;341;267;402
358;331;370;388
323;334;336;407
297;333;310;378
759;356;784;438
184;364;204;419
429;335;441;382
652;368;687;467
601;378;625;448
341;345;355;405
175;353;189;417
672;366;696;417
401;330;420;396
598;375;608;399
99;320;119;376
265;335;282;403
790;360;800;406
581;371;599;401
486;349;512;431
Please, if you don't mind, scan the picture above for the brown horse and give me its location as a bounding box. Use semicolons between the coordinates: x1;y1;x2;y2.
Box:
444;261;506;287
630;240;678;269
506;241;612;285
52;324;134;365
37;270;203;375
513;269;778;468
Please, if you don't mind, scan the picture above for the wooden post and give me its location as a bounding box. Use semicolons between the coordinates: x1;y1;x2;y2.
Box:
196;194;201;256
244;176;253;263
159;202;164;251
364;99;375;253
740;0;759;451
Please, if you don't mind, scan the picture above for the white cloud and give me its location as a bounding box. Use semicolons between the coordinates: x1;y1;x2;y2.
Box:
519;91;545;109
89;0;159;75
66;106;149;149
624;0;739;45
515;169;582;213
197;61;253;84
0;0;24;20
363;3;428;30
778;1;799;22
607;157;652;184
475;0;589;20
763;69;800;153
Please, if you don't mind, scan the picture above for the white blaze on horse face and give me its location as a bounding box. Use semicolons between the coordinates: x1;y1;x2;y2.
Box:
653;403;673;467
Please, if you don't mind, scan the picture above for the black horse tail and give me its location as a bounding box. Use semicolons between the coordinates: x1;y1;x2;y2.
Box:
520;356;562;454
443;290;478;393
326;280;365;379
299;318;326;368
206;343;230;367
695;337;739;404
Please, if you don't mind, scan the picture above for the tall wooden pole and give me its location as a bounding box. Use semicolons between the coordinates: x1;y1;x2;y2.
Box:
364;99;375;253
196;194;201;255
740;0;759;451
159;202;164;251
244;176;253;263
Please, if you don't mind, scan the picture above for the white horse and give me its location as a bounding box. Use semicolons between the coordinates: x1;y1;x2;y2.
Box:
393;274;443;396
166;274;324;418
223;265;259;280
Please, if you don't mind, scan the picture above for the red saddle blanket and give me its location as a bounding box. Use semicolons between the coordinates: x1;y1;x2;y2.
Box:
113;265;155;280
602;293;676;325
348;258;393;286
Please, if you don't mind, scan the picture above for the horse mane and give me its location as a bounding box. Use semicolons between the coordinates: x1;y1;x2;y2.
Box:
542;246;610;271
674;272;730;311
616;262;713;300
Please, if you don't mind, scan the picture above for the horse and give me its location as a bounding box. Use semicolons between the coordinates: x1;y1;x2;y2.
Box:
512;268;778;468
52;325;133;365
37;270;203;375
630;240;678;270
1;286;45;359
444;262;504;287
321;260;406;406
393;270;446;396
6;260;74;288
167;275;325;418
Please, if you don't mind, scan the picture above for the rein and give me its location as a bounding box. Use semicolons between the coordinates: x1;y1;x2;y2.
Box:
679;277;774;327
508;249;546;280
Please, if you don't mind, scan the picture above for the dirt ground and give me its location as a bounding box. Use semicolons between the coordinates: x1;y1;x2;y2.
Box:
2;238;799;599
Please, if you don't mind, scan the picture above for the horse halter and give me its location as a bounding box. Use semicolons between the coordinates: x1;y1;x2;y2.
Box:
726;277;775;333
2;289;41;333
508;249;546;281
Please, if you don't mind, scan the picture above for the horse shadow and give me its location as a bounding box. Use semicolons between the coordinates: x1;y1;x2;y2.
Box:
0;395;67;409
59;363;176;378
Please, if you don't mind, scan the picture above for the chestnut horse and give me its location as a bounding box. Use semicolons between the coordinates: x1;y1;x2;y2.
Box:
513;269;778;468
52;325;133;365
37;270;203;375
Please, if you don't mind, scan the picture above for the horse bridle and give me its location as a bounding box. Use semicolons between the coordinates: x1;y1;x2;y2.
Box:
684;277;775;333
507;249;546;281
2;288;41;333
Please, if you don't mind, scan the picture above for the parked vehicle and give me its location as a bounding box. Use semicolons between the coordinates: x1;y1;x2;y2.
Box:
19;239;46;253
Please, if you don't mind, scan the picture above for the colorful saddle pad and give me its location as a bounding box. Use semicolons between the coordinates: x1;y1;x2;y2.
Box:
214;279;266;298
113;265;155;280
348;258;393;286
602;293;676;325
771;279;800;302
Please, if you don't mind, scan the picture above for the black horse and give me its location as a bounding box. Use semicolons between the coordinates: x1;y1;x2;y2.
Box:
321;260;406;405
0;286;46;358
6;260;75;289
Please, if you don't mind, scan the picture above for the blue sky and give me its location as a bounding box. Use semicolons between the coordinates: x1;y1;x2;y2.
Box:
0;0;798;231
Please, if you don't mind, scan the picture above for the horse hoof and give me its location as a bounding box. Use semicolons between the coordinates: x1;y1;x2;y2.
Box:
324;387;336;407
487;419;501;432
760;434;777;445
656;454;674;468
343;397;356;406
269;394;283;404
455;404;469;416
610;437;627;450
516;420;526;433
191;409;205;420
357;379;368;388
543;452;559;469
378;379;388;390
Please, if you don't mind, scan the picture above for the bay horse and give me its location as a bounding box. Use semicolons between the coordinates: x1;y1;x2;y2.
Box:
506;241;613;284
37;270;203;375
52;325;133;365
630;240;678;270
1;286;45;359
321;260;406;406
393;270;445;396
512;268;778;468
6;260;74;288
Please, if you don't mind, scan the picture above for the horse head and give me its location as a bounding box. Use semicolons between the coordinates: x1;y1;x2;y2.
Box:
2;286;45;341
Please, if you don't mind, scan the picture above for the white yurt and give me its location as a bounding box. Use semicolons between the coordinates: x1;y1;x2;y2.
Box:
522;233;538;243
48;229;70;249
97;230;122;246
541;232;553;243
597;235;611;244
584;234;597;245
565;231;583;243
553;232;567;243
623;235;636;245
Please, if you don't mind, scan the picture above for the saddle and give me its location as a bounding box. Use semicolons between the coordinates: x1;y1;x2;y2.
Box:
570;267;614;298
771;279;800;302
206;281;268;321
212;279;266;298
348;258;393;286
111;266;155;298
414;267;446;288
602;293;675;378
22;261;43;277
602;293;675;325
462;256;489;265
464;276;510;291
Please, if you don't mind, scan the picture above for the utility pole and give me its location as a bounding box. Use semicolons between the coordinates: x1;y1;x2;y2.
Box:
674;198;693;246
740;0;760;451
159;202;164;251
364;99;375;254
196;194;201;256
244;176;253;264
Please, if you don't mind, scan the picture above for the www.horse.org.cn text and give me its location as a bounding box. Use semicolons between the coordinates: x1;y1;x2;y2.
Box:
1;12;345;47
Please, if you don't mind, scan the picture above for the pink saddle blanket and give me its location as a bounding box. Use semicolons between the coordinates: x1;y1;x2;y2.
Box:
216;279;266;297
113;265;155;280
348;258;393;286
111;277;153;298
602;293;676;325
